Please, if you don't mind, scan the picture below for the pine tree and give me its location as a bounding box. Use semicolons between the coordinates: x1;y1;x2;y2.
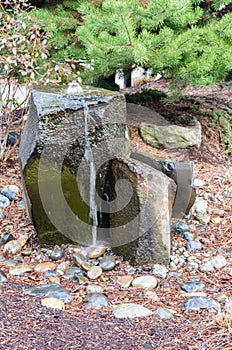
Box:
32;0;232;87
75;0;232;86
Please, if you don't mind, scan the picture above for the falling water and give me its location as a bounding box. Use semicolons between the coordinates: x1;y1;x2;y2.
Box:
83;103;98;246
66;81;98;245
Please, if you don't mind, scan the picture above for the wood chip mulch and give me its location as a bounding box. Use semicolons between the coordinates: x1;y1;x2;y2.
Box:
0;282;231;350
0;79;231;349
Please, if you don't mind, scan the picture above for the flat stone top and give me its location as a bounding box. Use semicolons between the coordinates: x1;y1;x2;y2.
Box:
126;103;169;127
33;85;120;97
31;85;125;116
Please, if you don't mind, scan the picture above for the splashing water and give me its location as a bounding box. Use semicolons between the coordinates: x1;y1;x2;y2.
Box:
83;103;98;246
66;80;83;95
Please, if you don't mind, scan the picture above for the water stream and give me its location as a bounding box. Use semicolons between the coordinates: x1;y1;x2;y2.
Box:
83;103;98;246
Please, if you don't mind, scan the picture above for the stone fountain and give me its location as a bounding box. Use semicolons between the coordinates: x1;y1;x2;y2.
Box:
19;83;195;265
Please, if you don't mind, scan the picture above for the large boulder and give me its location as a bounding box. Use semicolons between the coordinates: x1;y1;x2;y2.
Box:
19;85;129;246
140;116;201;149
126;103;169;127
109;158;176;265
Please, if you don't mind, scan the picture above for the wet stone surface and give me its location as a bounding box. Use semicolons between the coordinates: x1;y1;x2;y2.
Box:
99;255;116;271
63;267;84;280
72;252;87;267
49;248;64;261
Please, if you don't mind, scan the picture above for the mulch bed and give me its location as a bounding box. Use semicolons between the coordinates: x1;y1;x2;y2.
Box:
0;283;230;350
0;78;231;349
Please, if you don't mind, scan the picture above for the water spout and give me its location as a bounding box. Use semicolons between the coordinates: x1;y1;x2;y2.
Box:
66;80;83;95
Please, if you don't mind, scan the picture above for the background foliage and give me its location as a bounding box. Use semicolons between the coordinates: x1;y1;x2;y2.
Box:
32;0;232;87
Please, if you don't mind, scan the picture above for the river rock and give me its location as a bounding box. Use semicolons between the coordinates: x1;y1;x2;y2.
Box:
19;85;128;246
86;284;104;294
132;276;158;290
153;308;173;320
57;261;69;275
2;259;19;266
210;208;225;216
195;212;210;224
9;264;33;276
81;261;94;271
88;245;106;259
200;255;227;272
25;283;72;303
4;240;22;254
84;293;108;308
77;276;88;284
41;297;65;310
152;264;168;278
183;296;219;311
117;275;134;288
87;258;99;266
63;267;83;280
144;290;159;301
0;210;6;219
0;194;10;208
1;187;18;201
193;198;208;214
171;221;190;234
113;303;152;318
72;252;87;267
7;185;19;194
0;270;8;282
50;248;64;261
186;240;203;252
34;262;57;273
182;232;194;241
110;158;176;265
99;255;116;271
140;116;201;149
1;232;15;245
18;200;25;209
45;270;58;278
194;179;206;187
87;266;102;280
210;255;227;269
181;281;205;293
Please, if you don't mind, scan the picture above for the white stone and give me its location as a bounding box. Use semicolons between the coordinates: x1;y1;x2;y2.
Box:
152;264;168;278
41;297;65;310
7;185;20;194
194;198;208;214
4;240;22;254
113;303;152;318
211;255;227;269
194;179;206;187
9;264;32;276
86;284;104;294
132;276;158;290
200;261;214;272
